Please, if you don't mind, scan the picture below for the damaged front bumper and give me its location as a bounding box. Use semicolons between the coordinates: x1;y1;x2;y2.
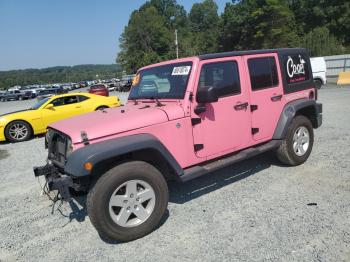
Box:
34;164;73;201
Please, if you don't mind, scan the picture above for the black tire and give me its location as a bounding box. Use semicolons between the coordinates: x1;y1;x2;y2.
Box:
276;115;314;166
4;120;32;143
87;161;168;242
95;106;109;111
314;79;322;89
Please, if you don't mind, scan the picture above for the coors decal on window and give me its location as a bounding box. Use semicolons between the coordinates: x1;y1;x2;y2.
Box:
285;54;309;84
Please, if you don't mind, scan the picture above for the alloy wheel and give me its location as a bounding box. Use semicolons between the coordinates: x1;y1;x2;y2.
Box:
292;126;310;156
109;180;156;227
9;123;28;141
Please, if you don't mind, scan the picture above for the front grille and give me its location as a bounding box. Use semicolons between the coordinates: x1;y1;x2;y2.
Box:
47;129;69;167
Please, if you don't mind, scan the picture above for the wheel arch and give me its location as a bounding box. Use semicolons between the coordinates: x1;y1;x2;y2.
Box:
95;105;109;110
64;134;183;181
273;99;322;139
90;148;178;182
313;77;324;85
4;119;34;138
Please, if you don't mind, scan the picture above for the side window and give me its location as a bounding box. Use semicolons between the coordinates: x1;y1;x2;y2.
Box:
51;98;64;107
248;57;278;91
63;96;78;105
51;96;78;107
78;95;89;102
198;61;241;97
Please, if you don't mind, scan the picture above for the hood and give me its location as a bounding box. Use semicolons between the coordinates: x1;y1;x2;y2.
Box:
0;109;33;118
49;102;185;144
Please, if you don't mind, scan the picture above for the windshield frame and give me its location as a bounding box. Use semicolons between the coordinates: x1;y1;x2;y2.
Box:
128;61;193;101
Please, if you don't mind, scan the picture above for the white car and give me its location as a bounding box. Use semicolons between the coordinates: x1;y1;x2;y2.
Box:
310;57;327;89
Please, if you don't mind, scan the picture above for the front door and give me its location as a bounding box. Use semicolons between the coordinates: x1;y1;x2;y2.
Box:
41;95;83;128
243;54;284;141
192;57;251;158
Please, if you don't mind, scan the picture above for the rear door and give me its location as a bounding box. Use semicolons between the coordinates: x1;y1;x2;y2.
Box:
192;57;251;158
243;53;284;141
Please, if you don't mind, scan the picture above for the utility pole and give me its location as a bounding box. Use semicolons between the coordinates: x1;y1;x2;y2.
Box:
175;29;179;59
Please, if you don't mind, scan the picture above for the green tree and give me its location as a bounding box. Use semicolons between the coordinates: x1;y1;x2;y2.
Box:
140;0;190;58
220;0;300;51
252;0;300;49
302;26;345;56
117;6;172;73
288;0;350;45
187;0;220;55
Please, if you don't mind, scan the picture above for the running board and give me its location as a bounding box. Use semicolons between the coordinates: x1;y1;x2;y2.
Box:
180;140;281;183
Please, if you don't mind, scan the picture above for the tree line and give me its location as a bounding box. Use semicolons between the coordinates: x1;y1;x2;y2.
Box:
0;64;122;90
117;0;350;73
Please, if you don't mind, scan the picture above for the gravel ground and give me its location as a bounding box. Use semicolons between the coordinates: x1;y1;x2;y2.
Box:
0;86;349;262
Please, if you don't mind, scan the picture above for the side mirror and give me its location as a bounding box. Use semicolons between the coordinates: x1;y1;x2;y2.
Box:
45;104;54;110
196;86;219;104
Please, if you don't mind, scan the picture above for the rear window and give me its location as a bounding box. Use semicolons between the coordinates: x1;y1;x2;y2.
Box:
248;57;278;91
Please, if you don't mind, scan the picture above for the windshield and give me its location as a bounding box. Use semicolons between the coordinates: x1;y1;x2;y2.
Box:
31;97;50;110
129;62;192;100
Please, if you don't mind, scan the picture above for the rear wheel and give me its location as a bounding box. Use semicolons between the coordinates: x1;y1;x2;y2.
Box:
5;120;32;143
276;115;314;166
87;161;168;242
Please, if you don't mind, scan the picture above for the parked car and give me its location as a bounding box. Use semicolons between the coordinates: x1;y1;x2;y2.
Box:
1;90;23;101
22;90;36;100
34;48;322;242
0;90;6;99
310;57;327;89
88;84;109;96
36;87;66;100
117;75;134;92
79;81;88;88
0;93;121;143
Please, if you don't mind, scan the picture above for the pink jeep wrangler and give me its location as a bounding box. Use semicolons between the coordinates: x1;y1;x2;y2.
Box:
34;48;322;242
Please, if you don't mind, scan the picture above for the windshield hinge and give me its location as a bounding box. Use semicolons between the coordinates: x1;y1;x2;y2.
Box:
189;92;193;102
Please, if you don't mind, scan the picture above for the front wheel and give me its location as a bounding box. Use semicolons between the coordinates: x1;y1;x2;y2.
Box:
276;115;314;166
5;120;32;143
87;161;168;242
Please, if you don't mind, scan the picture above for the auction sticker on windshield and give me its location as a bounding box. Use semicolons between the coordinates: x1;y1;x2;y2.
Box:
172;66;191;75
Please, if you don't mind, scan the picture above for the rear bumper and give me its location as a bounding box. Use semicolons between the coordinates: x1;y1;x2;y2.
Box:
34;164;73;201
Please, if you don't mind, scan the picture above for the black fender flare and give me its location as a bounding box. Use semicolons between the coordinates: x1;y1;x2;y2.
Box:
64;134;183;177
273;99;322;139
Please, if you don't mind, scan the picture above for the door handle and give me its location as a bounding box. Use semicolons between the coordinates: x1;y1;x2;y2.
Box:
75;105;82;108
234;102;249;111
271;94;282;101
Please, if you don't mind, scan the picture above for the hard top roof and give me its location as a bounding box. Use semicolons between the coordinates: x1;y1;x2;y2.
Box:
198;48;308;60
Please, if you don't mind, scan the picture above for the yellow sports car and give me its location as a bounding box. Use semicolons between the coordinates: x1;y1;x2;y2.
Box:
0;93;121;142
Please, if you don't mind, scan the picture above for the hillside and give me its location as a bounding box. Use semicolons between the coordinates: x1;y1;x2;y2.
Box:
0;64;122;90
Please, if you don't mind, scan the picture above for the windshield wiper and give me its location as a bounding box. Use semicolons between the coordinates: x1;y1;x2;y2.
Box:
145;96;164;107
129;97;138;105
